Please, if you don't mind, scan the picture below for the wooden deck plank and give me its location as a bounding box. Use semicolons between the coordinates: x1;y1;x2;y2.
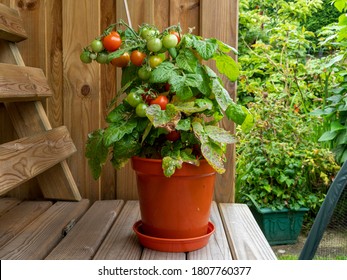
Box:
0;199;90;259
93;200;142;260
187;202;233;260
45;200;124;260
219;203;277;260
0;63;53;102
0;197;21;217
0;200;52;247
141;249;186;260
0;126;77;195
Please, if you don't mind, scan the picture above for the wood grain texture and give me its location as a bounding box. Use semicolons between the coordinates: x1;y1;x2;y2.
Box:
62;0;101;201
0;2;27;42
93;200;142;260
45;200;124;260
200;0;239;203
0;63;53;101
0;199;90;259
187;202;232;260
0;200;52;247
219;203;277;260
0;126;77;195
169;0;200;34
99;0;117;200
45;0;64;128
0;11;82;201
0;197;21;216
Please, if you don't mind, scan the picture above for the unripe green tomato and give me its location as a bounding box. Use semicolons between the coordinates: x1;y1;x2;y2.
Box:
147;38;163;52
135;103;148;117
96;52;108;64
162;34;178;48
138;67;151;80
80;51;92;63
90;39;104;53
126;92;142;107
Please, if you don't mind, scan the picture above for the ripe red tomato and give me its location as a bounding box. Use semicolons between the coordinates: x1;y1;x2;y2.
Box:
102;31;121;52
150;95;169;110
111;52;130;67
130;50;146;66
166;130;181;141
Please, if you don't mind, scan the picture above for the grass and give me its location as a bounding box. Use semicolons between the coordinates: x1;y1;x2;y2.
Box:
278;255;347;260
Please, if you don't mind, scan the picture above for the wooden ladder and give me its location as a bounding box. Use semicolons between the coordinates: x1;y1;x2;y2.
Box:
0;3;81;201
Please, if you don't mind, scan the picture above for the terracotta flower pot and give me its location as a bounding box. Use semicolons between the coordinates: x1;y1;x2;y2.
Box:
131;156;216;239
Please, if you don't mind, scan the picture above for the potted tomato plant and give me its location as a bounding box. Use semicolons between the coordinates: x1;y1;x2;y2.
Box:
81;20;252;252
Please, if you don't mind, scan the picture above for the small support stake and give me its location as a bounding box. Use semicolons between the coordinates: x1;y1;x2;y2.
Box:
123;0;132;28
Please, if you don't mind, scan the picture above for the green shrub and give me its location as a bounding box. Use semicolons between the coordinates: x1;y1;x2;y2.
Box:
236;94;340;216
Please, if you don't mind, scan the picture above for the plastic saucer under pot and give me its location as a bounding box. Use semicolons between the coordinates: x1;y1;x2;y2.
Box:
133;220;215;252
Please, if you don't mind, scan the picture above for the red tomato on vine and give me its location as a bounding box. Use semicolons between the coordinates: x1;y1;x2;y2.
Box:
102;31;121;52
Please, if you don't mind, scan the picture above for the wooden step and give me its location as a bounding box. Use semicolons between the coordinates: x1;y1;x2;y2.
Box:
45;200;124;260
0;199;90;259
219;203;277;260
0;63;53;102
93;200;142;260
0;200;52;247
0;126;77;195
0;3;27;42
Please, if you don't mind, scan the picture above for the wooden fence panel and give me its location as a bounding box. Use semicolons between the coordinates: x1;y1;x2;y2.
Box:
0;0;238;203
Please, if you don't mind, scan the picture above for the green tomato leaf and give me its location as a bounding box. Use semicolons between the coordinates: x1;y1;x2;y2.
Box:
200;142;226;174
213;53;240;82
192;121;227;174
184;73;203;88
121;64;138;87
149;61;176;83
85;129;109;180
111;133;141;169
196;65;212;96
205;125;236;144
104;118;137;146
195;98;213;110
176;118;191;131
146;104;181;128
176;48;198;73
193;38;218;60
106;103;128;123
162;156;183;177
216;39;238;54
211;78;233;111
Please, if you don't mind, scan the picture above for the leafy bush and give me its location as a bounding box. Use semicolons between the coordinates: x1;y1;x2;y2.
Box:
236;94;340;214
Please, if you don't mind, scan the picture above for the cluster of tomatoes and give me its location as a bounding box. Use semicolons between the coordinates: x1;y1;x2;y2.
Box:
80;25;180;69
81;23;182;141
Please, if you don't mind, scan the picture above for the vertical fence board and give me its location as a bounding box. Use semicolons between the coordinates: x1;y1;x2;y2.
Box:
62;0;101;201
100;0;117;200
201;0;239;203
45;0;63;128
169;0;200;34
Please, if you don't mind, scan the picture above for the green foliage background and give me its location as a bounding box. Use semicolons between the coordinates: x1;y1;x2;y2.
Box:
236;0;346;220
